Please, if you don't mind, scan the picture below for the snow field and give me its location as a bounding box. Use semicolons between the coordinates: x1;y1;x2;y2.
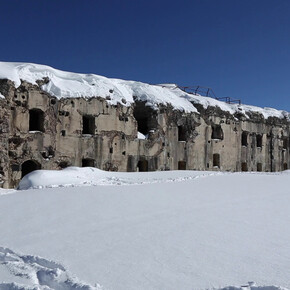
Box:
0;169;290;289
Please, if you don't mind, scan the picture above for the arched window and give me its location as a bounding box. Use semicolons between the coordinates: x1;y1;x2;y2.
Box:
21;160;41;178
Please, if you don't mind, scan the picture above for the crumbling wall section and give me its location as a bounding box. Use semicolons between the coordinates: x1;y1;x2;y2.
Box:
0;78;289;188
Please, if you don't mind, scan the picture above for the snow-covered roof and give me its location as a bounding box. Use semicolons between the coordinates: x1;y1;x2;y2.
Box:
0;61;289;120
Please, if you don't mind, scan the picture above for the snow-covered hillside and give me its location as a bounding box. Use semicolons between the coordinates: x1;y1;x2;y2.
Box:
0;169;290;290
0;61;289;119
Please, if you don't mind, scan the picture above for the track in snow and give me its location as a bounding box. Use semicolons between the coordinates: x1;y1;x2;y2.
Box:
0;246;102;290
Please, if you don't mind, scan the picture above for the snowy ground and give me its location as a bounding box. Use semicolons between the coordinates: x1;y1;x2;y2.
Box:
0;169;290;290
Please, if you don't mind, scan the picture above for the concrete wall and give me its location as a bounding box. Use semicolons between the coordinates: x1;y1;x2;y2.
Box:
0;79;289;188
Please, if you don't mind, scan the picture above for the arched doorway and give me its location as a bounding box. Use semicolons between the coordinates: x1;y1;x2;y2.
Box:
137;160;148;172
21;160;41;178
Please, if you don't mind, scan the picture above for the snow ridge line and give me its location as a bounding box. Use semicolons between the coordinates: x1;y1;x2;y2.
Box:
0;246;103;290
18;170;224;190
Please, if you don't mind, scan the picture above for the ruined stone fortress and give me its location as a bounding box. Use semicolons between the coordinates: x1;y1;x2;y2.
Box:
0;62;289;188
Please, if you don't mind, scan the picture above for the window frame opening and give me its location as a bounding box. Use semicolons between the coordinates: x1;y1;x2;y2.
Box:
29;108;45;132
211;124;223;140
133;101;157;136
241;131;248;147
283;163;288;170
256;134;263;148
283;137;288;150
82;115;95;135
213;153;220;168
178;126;186;142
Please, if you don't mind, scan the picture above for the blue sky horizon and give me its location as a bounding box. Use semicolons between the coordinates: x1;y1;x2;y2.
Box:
1;0;290;111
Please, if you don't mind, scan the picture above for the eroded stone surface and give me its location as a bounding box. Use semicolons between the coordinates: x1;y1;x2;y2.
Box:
0;79;289;188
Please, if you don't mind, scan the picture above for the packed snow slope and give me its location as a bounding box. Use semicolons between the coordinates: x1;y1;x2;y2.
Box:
0;61;289;119
1;169;290;290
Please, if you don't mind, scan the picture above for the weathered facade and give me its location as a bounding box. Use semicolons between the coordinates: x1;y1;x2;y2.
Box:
0;78;289;188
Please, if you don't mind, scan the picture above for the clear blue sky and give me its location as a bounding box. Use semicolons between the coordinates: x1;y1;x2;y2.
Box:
1;0;290;111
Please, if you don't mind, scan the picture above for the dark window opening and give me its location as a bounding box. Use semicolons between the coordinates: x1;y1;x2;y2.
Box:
82;158;95;167
82;115;95;135
122;151;126;155
29;109;44;132
178;161;186;170
50;99;56;105
256;134;262;148
241;162;248;172
59;161;70;169
242;132;248;146
283;163;288;170
283;138;288;149
61;130;66;136
178;126;186;141
21;160;41;178
11;164;20;172
213;154;220;168
137;160;148;172
257;163;262;172
109;147;113;154
133;101;157;136
211;125;223;140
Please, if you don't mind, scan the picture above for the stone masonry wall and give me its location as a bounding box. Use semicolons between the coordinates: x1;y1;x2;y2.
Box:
0;79;289;188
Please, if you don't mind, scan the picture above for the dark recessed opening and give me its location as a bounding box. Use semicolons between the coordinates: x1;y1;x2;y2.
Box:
241;162;248;172
50;99;56;105
257;163;262;172
283;138;288;149
283;163;288;170
257;134;262;148
133;101;157;136
242;132;248;146
82;115;95;135
211;125;223;140
109;147;113;154
213;153;220;167
178;161;186;170
137;160;148;172
59;161;70;169
21;160;41;178
82;158;95;167
11;164;20;172
178;126;186;141
61;130;66;136
29;109;44;132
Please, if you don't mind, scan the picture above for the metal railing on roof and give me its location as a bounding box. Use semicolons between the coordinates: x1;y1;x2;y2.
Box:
178;85;241;105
